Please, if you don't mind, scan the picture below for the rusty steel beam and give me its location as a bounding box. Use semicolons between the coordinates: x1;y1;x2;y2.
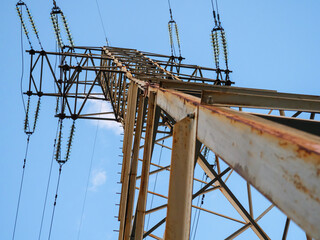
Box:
201;90;320;112
164;116;197;240
154;87;320;239
135;91;157;240
26;46;320;239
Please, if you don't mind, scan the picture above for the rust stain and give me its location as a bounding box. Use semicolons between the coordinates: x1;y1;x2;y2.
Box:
153;86;320;163
292;174;320;204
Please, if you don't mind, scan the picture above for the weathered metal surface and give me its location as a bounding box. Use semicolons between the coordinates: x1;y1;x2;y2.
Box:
154;86;320;239
135;91;157;240
27;46;320;239
123;95;145;240
164;116;197;240
201;90;320;112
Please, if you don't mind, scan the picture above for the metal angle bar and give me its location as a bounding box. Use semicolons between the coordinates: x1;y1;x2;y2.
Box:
135;91;157;239
201;90;320;112
136;165;170;180
76;71;101;116
143;168;232;238
143;218;166;239
199;154;270;240
192;205;246;224
123;95;145;240
225;204;274;240
252;113;320;137
282;218;290;240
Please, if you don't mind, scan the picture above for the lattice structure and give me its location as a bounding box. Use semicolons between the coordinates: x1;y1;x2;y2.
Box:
26;46;320;240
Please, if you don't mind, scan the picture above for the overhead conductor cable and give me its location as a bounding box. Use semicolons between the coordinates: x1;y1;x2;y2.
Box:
13;2;44;239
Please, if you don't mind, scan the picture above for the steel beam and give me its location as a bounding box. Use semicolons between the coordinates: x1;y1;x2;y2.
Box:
123;95;145;240
201;90;320;112
154;87;320;239
135;91;157;240
164;116;197;240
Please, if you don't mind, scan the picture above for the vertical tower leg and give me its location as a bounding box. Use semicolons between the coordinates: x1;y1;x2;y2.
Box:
135;92;157;240
118;82;138;240
164;114;197;240
123;95;145;240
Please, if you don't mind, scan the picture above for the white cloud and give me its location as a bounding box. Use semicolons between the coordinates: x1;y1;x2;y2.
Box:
87;100;123;135
89;169;107;191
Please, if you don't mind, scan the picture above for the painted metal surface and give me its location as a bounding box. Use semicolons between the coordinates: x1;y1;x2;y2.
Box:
154;87;320;239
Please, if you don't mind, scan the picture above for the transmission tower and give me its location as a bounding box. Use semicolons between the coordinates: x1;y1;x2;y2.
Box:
23;45;320;240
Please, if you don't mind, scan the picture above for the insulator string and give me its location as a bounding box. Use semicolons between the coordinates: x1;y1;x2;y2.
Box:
50;1;74;49
209;0;230;82
167;0;182;58
16;1;43;50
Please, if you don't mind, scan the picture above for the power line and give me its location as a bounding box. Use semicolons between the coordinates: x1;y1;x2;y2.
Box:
12;135;30;240
77;103;102;240
95;0;109;46
47;164;63;240
37;121;60;240
12;15;31;240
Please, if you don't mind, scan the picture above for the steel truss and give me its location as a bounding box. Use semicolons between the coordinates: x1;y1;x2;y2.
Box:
26;46;320;240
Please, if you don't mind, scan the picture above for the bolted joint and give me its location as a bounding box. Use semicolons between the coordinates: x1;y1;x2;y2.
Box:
76;65;82;72
56;113;66;120
71;114;78;120
62;64;70;71
29;49;35;55
26;90;33;96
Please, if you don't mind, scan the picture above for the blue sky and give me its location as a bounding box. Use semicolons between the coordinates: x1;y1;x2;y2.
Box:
0;0;319;239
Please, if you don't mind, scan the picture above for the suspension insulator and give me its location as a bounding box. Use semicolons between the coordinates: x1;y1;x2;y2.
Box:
16;5;33;49
25;5;42;49
16;2;43;49
61;13;74;47
51;14;63;48
55;97;60;115
55;120;63;161
65;120;76;162
211;30;220;68
168;22;173;50
32;97;41;132
51;6;75;49
24;96;31;132
220;29;229;69
174;22;181;56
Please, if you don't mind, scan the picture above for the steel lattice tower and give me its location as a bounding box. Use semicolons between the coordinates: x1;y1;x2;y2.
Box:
26;46;320;240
